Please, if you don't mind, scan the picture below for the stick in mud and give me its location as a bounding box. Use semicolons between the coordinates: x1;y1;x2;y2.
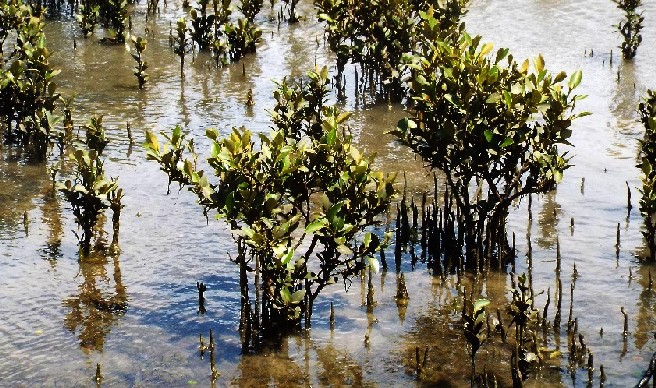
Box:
588;350;594;384
330;302;335;329
556;237;561;274
554;278;562;328
581;177;585;195
627;181;632;216
543;287;550;326
127;121;134;144
197;281;207;314
567;283;574;333
570;217;574;235
621;307;628;336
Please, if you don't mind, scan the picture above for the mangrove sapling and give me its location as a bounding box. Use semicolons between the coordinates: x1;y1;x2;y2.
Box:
638;89;656;261
281;0;299;22
108;187;124;248
224;18;261;61
58;147;121;254
107;0;130;43
77;2;100;36
173;17;189;77
1;0;64;160
145;67;395;341
507;273;540;383
190;0;215;51
85;115;108;154
239;0;263;22
613;0;643;60
131;36;148;89
392;14;588;270
463;298;489;380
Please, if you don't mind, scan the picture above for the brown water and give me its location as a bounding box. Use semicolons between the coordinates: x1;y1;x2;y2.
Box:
2;0;656;386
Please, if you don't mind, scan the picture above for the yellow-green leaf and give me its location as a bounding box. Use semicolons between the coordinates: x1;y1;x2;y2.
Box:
568;69;582;90
479;42;494;57
535;54;545;73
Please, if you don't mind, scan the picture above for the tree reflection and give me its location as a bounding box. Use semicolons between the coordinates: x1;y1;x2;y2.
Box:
39;189;63;266
63;245;128;353
232;339;305;387
634;264;656;351
537;191;561;250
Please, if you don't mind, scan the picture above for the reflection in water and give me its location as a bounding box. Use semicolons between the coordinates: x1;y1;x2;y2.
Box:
315;343;366;386
39;189;64;265
610;61;639;157
0;147;50;235
232;340;305;386
537;191;561;250
230;333;373;386
634;264;656;351
63;247;128;353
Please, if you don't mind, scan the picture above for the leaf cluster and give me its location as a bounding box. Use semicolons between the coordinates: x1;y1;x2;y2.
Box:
180;0;261;66
85;114;108;154
57;147;120;251
613;0;643;59
75;0;130;42
463;298;489;365
638;90;656;260
315;0;467;101
239;0;263;22
0;0;63;159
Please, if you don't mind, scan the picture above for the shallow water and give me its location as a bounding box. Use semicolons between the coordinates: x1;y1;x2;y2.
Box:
2;0;656;386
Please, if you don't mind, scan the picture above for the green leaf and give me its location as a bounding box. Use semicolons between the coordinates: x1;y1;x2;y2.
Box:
553;71;567;83
281;287;291;304
305;219;325;233
501;138;514;147
568;69;582;90
554;169;563;183
473;299;490;313
484;130;494;142
290;290;305;303
145;130;159;152
486;93;501;104
281;249;295;265
327;202;343;223
363;232;372;248
336;244;353;255
210;142;220;158
494;47;509;63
